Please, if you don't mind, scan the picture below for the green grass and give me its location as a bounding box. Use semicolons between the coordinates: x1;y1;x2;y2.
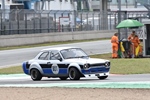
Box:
110;59;150;74
91;54;150;74
0;66;23;74
0;53;150;75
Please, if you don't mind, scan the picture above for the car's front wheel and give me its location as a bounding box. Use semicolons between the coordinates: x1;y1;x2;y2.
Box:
69;68;80;80
30;69;42;81
98;76;108;80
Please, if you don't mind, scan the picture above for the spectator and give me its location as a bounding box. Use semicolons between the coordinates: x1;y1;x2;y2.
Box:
128;31;140;57
111;33;119;58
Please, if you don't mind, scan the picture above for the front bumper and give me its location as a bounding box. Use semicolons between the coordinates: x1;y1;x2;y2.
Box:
84;72;109;77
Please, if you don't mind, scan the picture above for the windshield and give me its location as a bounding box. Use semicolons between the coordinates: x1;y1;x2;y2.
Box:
60;48;88;59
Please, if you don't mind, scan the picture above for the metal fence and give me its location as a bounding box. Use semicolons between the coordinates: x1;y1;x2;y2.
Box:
0;9;149;35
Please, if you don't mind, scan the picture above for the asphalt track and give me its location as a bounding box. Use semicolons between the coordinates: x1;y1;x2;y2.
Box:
0;40;150;88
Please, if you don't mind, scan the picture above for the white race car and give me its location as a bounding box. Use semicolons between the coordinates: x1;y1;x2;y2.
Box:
22;47;110;81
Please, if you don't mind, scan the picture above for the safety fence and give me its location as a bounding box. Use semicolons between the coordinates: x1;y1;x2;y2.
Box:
0;9;149;35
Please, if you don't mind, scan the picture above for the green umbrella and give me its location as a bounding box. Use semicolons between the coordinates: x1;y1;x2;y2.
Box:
116;19;144;29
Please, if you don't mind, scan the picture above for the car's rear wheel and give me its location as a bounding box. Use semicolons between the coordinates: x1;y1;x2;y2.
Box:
98;76;108;80
30;69;42;81
59;77;68;80
69;68;80;80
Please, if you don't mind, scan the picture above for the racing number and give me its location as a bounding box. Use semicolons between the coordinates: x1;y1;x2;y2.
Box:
52;66;57;72
51;64;59;74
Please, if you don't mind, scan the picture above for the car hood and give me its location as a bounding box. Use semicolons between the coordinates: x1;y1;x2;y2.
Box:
63;58;109;64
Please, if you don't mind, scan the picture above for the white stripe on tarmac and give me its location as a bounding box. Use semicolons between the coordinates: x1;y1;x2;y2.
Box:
0;74;29;80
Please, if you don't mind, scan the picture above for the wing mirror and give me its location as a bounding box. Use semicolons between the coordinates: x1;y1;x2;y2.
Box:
58;57;62;61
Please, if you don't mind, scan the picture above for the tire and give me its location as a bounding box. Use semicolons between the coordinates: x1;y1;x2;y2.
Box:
69;68;80;80
30;69;42;81
59;77;68;80
98;76;108;80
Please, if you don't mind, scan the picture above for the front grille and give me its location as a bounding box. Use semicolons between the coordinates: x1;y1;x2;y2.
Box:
90;67;109;72
89;63;105;67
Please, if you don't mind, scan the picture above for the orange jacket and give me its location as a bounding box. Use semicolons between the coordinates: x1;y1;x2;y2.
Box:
128;35;140;47
132;37;140;47
111;35;119;45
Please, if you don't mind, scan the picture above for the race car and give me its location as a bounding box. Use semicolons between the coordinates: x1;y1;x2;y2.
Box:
22;47;110;81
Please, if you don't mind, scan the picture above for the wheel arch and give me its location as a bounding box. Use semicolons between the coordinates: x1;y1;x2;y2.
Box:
29;62;43;75
68;63;84;77
68;63;81;71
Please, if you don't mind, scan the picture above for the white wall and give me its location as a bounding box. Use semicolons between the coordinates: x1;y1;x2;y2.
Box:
50;0;76;10
33;0;77;10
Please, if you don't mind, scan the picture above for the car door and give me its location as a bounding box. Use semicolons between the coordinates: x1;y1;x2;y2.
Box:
37;51;53;75
49;50;68;76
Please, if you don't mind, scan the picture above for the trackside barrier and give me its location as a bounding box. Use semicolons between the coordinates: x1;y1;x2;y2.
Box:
0;30;116;47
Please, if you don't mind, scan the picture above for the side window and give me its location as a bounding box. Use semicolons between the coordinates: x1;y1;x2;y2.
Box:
50;50;61;60
38;52;49;60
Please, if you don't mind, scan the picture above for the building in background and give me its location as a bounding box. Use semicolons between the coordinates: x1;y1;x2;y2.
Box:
91;0;149;11
0;0;150;11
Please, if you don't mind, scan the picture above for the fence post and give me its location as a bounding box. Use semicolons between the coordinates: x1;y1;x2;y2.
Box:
17;10;19;34
54;13;57;32
80;13;82;31
86;12;88;31
9;18;11;35
33;12;35;33
98;13;100;30
24;13;27;34
74;10;77;31
48;13;50;32
92;12;94;30
40;13;42;33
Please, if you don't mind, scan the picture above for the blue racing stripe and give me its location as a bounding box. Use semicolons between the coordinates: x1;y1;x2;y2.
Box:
43;68;68;74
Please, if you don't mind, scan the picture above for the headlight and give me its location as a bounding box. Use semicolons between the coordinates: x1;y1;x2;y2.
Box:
105;62;110;67
83;63;90;69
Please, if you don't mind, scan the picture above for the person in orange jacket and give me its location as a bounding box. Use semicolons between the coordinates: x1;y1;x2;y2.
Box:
111;33;119;58
128;31;140;57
